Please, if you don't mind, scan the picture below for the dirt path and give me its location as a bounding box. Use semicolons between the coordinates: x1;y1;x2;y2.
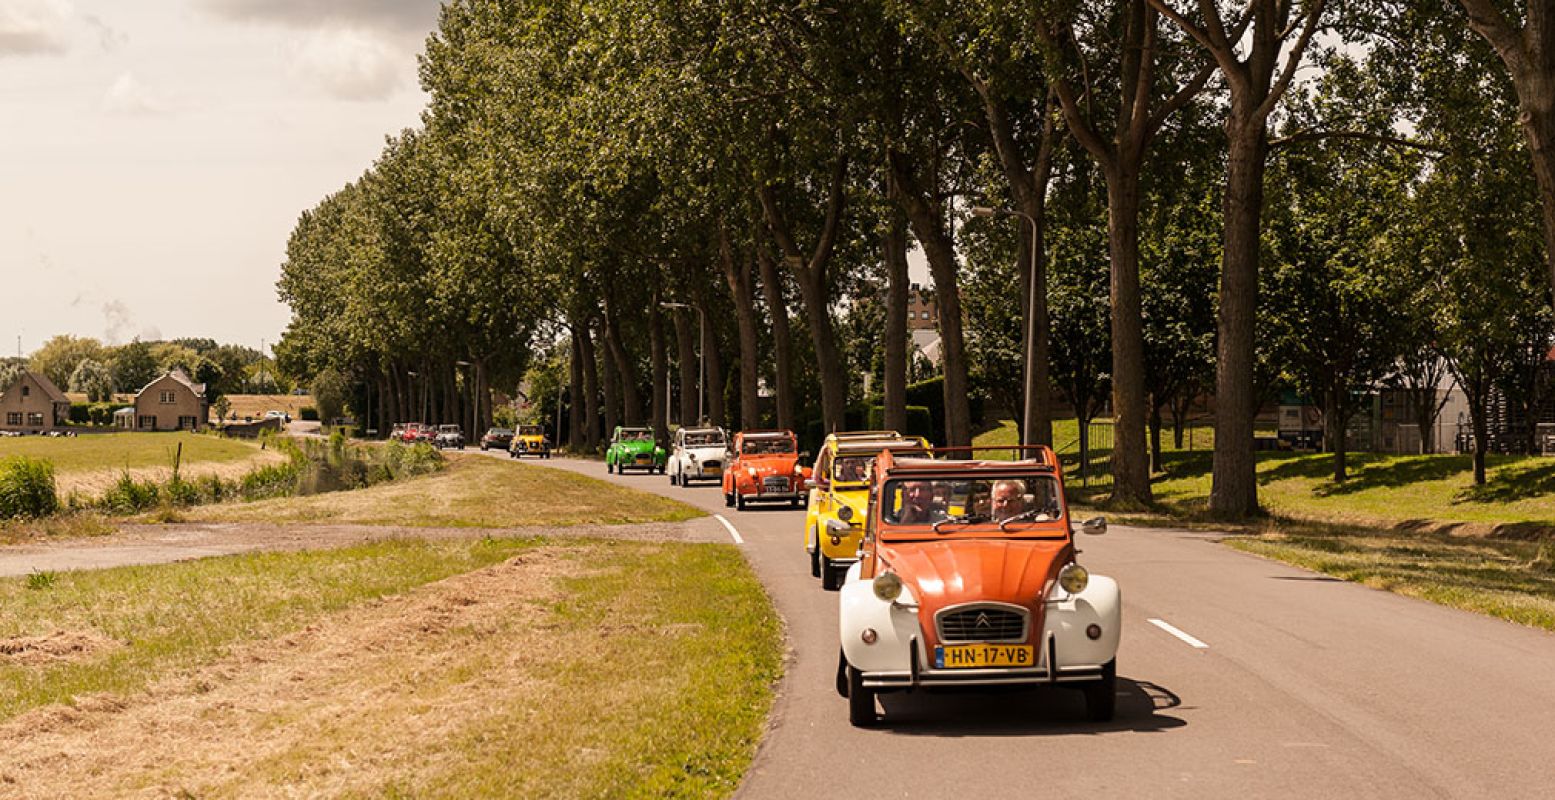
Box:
0;548;584;797
0;517;729;578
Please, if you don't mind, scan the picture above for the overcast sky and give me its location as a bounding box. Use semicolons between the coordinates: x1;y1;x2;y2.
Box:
1;0;442;357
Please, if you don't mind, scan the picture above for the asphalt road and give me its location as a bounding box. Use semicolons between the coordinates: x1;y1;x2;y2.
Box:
517;454;1555;800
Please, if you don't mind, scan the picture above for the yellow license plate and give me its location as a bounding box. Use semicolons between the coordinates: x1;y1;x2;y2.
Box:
935;644;1034;669
702;465;720;475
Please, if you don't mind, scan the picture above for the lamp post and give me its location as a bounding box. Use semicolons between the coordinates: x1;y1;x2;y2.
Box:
407;369;425;424
455;360;473;435
972;205;1041;448
659;301;704;424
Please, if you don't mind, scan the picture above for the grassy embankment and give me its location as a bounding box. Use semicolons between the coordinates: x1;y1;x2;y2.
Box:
176;453;705;527
0;536;780;796
977;418;1555;631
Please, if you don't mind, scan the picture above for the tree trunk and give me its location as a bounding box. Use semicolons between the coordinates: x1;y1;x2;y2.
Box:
1172;390;1192;449
672;309;697;426
1470;390;1489;485
757;247;795;431
701;304;726;428
1324;387;1348;482
1149;396;1164;474
603;300;642;425
720;229;762;430
569;332;586;450
600;331;620;441
888;153;972;447
1210;111;1270;517
649;291;669;444
883;206;910;433
1104;166;1152;505
577;321;602;451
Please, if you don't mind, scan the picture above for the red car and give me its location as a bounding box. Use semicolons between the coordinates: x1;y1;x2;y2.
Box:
722;430;810;510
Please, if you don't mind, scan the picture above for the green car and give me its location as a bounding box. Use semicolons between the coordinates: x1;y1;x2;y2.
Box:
606;426;667;474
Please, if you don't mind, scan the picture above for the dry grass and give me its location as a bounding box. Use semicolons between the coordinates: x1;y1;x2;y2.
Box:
0;432;285;498
220;393;314;421
0;538;780;798
178;454;704;528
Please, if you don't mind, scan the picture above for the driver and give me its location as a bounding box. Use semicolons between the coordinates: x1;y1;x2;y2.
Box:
836;458;867;482
898;480;947;524
991;480;1030;522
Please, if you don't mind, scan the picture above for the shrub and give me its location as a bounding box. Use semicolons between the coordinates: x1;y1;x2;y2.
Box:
865;405;935;442
68;402;92;424
300;406;319;421
0;456;60;519
163;476;203;507
101;472;160;514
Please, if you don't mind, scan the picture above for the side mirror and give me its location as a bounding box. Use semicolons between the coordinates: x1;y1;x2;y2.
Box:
1079;516;1108;536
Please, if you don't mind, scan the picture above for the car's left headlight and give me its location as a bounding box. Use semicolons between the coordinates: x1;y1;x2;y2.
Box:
837;505;854;521
873;571;903;602
1058;562;1089;595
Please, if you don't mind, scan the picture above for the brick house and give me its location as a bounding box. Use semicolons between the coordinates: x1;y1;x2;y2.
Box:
0;369;71;432
128;369;208;431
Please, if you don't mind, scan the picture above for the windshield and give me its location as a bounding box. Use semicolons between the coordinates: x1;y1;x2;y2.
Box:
488;428;513;436
621;429;652;442
518;425;544;436
684;432;725;447
742;438;795;455
832;449;926;484
881;476;1062;529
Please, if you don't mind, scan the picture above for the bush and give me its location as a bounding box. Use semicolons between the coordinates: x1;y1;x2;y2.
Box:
0;456;60;519
101;472;160;514
68;402;91;424
299;406;319;421
865;405;934;442
89;402;124;426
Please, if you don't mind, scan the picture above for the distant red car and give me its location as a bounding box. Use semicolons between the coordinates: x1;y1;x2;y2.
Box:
722;430;809;510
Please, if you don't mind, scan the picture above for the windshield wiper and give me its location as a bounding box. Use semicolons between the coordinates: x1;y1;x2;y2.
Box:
999;509;1041;533
932;514;986;534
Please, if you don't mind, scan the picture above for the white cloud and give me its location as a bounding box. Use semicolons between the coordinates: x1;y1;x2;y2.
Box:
289;28;403;101
200;0;440;36
101;72;172;116
0;0;73;56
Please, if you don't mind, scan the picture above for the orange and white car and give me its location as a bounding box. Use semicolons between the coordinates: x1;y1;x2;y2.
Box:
722;430;809;510
836;446;1119;726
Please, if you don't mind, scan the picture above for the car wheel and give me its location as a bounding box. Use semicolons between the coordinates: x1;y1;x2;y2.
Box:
670;470;679;486
836;648;851;698
1084;659;1117;722
480;444;487;451
724;491;735;508
847;663;877;727
821;555;840;591
792;496;802;509
736;493;747;511
607;460;615;474
809;531;821;578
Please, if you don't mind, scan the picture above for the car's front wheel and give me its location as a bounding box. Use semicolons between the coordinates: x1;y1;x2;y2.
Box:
724;491;735;508
736;493;747;511
821;555;841;590
809;531;820;578
1084;659;1117;722
607;460;615;474
846;663;876;727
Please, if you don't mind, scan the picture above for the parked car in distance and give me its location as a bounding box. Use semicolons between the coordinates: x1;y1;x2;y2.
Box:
668;426;729;486
509;424;551;458
805;431;930;591
836;446;1118;727
480;427;514;451
264;410;291;424
605;426;665;474
433;424;465;449
397;422;433;443
722;430;808;510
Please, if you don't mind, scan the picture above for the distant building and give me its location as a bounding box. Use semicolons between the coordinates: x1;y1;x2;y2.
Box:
0;369;70;432
128;369;209;431
907;283;938;331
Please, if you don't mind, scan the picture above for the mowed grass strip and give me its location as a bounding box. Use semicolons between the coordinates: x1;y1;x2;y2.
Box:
178;455;704;527
0;538;782;798
1228;533;1555;631
0;431;264;476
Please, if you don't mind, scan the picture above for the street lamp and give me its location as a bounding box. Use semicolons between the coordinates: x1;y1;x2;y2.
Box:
455;360;472;434
972;205;1042;448
660;301;704;424
407;369;426;424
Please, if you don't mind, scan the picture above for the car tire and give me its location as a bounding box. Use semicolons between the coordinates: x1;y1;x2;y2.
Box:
736;494;747;511
607;460;615;474
847;664;877;727
809;531;820;578
821;555;840;591
792;496;802;509
669;470;677;486
836;648;851;698
724;491;735;508
1084;659;1117;723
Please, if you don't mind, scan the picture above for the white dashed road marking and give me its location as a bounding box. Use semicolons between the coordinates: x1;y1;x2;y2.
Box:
1149;618;1209;649
714;514;745;545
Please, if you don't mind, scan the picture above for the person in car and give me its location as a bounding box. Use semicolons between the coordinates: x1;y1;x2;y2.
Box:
897;480;947;524
991;479;1030;522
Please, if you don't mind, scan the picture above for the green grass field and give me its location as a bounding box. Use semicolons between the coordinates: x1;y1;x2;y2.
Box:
0;432;266;476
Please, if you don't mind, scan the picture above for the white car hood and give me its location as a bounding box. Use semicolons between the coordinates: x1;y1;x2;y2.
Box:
682;446;728;462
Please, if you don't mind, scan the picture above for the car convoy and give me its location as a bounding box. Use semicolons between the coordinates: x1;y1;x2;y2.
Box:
590;424;1119;728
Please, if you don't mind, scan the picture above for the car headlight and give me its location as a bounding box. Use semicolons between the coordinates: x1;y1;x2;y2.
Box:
1058;563;1089;595
873;572;903;602
837;505;854;521
747;467;757;477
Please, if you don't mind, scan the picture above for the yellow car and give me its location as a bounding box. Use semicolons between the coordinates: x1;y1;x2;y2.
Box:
508;424;551;459
804;431;931;590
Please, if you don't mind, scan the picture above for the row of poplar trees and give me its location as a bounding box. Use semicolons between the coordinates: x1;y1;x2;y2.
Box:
276;0;1555;516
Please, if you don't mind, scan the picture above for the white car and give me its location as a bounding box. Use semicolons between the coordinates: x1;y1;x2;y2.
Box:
668;426;729;487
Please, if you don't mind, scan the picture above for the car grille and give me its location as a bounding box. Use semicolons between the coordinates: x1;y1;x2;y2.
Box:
937;605;1028;643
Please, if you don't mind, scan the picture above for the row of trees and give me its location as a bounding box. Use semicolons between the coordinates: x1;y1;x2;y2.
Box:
3;336;283;403
277;0;1554;515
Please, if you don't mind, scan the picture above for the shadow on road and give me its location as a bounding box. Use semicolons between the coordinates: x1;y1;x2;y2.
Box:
874;675;1186;736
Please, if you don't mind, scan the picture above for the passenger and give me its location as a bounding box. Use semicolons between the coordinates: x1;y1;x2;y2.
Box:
991;480;1030;522
837;458;867;482
898;480;947;524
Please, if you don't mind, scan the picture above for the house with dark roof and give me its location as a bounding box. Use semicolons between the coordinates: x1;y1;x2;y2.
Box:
0;369;71;432
127;368;208;431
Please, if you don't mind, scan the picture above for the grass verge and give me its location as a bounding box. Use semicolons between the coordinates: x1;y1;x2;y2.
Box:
0;537;782;797
176;454;704;527
0;432;269;482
